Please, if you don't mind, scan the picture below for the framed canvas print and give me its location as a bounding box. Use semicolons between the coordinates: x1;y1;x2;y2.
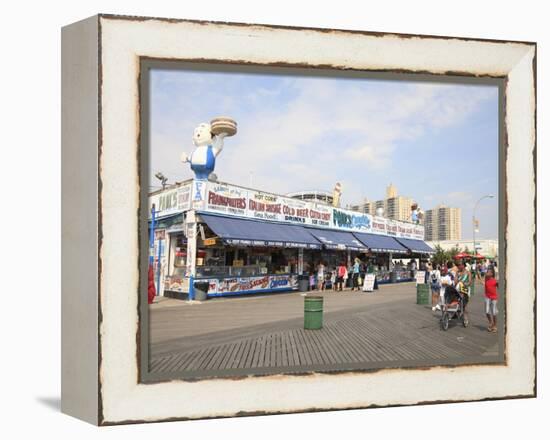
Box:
61;14;536;425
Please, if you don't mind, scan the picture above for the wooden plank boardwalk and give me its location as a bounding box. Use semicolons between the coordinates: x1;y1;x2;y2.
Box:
149;284;501;377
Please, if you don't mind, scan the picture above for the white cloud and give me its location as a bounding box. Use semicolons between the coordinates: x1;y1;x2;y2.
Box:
343;144;395;169
150;71;497;207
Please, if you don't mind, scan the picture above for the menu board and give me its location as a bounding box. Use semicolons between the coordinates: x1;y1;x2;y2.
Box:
362;274;376;292
415;271;426;285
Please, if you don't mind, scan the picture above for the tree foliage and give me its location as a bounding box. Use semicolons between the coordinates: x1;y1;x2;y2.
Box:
430;245;463;267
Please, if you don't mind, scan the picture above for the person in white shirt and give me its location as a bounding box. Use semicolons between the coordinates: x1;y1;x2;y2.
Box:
439;264;454;310
317;262;325;291
429;264;442;311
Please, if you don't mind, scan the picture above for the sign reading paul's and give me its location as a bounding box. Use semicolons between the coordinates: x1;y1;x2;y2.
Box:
148;183;192;219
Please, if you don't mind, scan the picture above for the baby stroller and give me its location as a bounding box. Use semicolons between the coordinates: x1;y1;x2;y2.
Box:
440;284;469;331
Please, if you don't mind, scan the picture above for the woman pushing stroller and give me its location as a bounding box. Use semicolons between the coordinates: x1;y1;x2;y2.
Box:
455;260;472;320
439;260;471;330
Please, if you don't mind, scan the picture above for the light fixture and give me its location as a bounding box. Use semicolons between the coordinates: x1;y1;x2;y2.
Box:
155;172;168;189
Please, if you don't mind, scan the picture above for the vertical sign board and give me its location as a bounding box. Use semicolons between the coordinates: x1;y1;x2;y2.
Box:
298;248;304;275
192;179;207;210
185;210;197;278
415;270;426;285
362;274;376;292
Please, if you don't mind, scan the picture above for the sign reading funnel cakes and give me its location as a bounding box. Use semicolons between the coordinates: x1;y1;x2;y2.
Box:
210;116;237;137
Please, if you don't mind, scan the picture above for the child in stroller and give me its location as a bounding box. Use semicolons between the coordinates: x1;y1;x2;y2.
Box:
440;283;470;330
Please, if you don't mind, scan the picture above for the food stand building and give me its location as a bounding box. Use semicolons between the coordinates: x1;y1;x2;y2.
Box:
148;178;434;299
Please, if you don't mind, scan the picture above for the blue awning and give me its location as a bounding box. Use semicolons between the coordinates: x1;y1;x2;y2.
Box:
198;213;322;249
306;228;368;251
395;238;435;254
353;232;408;253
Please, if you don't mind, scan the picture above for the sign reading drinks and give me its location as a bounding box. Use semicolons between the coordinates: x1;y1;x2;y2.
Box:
152;180;424;240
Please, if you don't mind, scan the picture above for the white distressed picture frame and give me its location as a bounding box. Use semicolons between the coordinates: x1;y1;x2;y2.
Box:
61;14;536;425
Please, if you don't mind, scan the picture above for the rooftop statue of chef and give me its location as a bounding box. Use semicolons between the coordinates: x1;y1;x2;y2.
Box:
181;117;237;180
410;203;424;225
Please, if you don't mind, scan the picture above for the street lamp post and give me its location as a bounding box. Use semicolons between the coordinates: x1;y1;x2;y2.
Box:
472;194;495;295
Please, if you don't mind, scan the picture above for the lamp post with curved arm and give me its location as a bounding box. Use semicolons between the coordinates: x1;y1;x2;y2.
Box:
472;194;495;295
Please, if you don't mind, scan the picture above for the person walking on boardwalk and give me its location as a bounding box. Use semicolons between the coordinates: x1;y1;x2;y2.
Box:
351;257;361;291
317;261;326;291
336;262;347;291
455;260;472;320
309;271;315;291
484;268;499;332
439;265;453;307
330;267;336;290
430;264;442;311
449;260;459;280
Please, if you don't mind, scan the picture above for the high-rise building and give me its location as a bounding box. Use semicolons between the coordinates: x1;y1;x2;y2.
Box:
385;195;414;221
386;183;397;199
351;184;415;222
424;204;462;241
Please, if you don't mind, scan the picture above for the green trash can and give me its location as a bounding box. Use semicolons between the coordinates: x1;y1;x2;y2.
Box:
304;296;324;330
416;283;430;305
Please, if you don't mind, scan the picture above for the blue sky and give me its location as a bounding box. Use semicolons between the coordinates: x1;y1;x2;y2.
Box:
149;68;499;240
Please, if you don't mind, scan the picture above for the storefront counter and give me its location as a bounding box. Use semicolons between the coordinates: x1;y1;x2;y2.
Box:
393;269;414;282
163;265;298;298
375;269;392;284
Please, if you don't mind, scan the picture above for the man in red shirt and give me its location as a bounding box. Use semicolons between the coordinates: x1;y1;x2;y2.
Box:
484;268;499;332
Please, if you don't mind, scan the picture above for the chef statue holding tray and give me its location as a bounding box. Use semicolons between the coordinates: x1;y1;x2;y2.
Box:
182;117;237;180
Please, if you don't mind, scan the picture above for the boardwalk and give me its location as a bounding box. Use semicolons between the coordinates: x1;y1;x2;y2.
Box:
148;282;502;379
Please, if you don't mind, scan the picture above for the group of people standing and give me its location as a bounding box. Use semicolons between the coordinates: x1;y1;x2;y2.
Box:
309;258;371;292
427;259;499;333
